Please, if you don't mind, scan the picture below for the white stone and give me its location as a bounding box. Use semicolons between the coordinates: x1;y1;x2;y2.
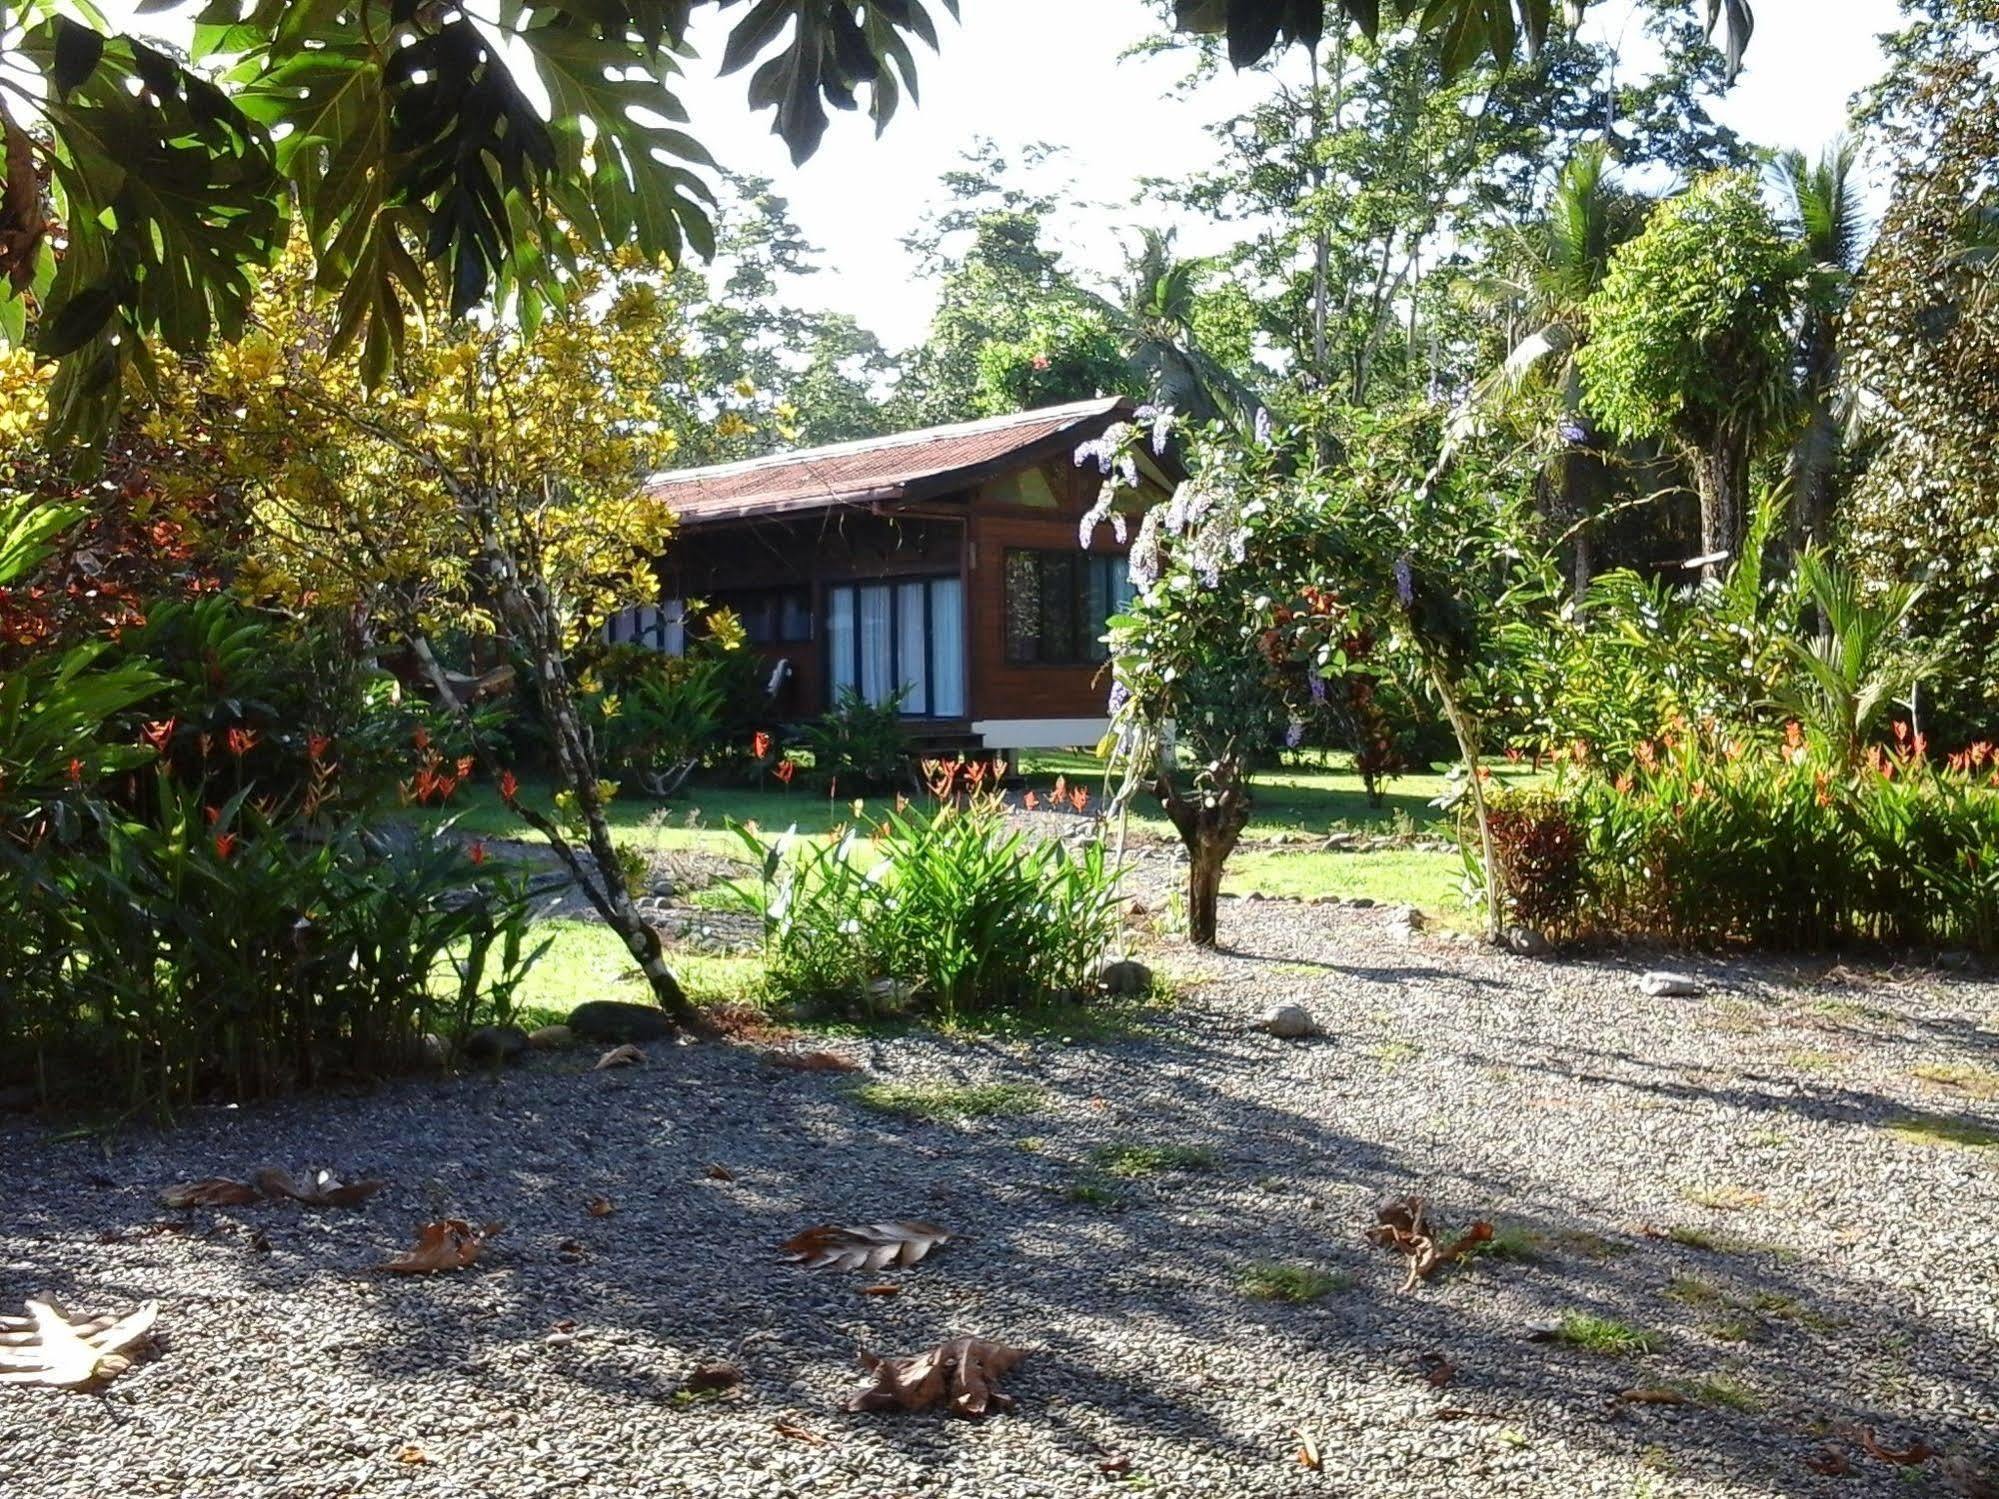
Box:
1638;971;1703;997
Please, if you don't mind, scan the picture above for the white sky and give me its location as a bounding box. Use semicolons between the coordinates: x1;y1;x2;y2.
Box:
676;0;1907;347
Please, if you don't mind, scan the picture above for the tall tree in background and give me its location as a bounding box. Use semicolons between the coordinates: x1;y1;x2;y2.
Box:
1842;0;1999;739
1580;171;1808;574
1772;138;1870;551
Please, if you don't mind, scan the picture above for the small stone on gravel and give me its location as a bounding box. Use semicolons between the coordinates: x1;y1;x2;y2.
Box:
1638;971;1704;997
1257;1002;1320;1039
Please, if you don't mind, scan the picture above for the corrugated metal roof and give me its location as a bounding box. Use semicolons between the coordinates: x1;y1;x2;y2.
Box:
643;396;1133;526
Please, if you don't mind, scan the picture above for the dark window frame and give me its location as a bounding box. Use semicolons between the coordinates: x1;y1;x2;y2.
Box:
710;586;813;646
1003;548;1129;667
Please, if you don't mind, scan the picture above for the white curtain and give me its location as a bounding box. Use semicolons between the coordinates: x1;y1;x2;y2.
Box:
897;581;930;715
930;577;966;717
828;587;856;698
859;585;893;706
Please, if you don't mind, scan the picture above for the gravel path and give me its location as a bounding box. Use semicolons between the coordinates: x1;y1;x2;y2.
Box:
2;901;1995;1498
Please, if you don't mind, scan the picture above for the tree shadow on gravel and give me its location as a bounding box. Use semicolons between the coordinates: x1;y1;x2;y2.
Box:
1;1018;1994;1496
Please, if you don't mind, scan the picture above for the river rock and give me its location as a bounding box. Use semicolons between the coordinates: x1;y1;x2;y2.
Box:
567;1001;678;1043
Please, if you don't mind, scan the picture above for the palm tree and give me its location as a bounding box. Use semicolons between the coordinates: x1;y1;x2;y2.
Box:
1772;552;1931;771
1091;228;1265;431
1463;145;1648;587
1771;138;1869;552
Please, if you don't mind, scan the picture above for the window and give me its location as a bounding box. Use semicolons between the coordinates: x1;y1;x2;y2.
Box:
1004;550;1134;665
826;577;965;717
712;587;812;646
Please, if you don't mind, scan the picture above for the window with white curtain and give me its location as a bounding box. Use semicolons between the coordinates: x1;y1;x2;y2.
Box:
824;576;966;716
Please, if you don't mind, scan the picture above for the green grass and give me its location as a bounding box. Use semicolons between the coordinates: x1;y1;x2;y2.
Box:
846;1080;1044;1121
1060;1177;1126;1208
1548;1312;1664;1356
1466;1224;1546;1263
1238;1263;1351;1302
1221;849;1467;912
415;750;1538;914
509;919;765;1027
1088;1142;1219;1178
1677;1374;1764;1413
1885;1112;1999;1150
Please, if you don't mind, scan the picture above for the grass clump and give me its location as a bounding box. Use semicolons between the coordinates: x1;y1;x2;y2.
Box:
1467;1224;1546;1263
1548;1312;1663;1356
1088;1142;1219;1178
1678;1374;1764;1413
1060;1177;1125;1208
1239;1263;1350;1303
1911;1062;1999;1100
1660;1274;1726;1308
847;1080;1043;1121
1885;1112;1998;1150
1678;1184;1766;1212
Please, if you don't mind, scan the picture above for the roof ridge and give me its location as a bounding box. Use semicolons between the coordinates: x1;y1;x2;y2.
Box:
644;395;1128;490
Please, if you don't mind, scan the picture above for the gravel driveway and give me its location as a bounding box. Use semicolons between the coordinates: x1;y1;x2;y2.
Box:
2;901;1995;1497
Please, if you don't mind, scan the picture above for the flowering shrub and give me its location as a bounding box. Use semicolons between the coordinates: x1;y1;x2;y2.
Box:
1470;736;1999;954
725;796;1122;1019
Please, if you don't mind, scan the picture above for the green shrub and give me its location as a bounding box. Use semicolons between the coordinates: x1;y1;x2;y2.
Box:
725;795;1122;1018
1469;736;1999;954
799;687;910;790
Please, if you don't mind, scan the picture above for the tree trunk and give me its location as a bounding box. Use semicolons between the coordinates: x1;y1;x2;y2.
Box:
1691;435;1749;579
1153;762;1251;949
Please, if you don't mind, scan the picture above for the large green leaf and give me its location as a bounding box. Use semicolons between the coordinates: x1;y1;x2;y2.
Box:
18;22;283;448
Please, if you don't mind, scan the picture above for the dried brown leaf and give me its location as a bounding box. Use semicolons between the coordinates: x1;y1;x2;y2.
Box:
1805;1448;1852;1476
585;1195;616;1218
594;1044;645;1070
253;1167;385;1208
379;1219;503;1274
159;1178;260;1209
0;1299;157;1388
1416;1351;1456;1388
859;1283;902;1297
1294;1427;1322;1470
683;1362;742;1394
764;1048;862;1073
397;1446;427;1465
1856;1428;1934;1466
846;1335;1029;1418
781;1221;951;1273
0;117;48;293
1366;1196;1491;1290
1098;1454;1133;1476
773;1420;826;1445
1617;1388;1690;1406
704;1163;737;1181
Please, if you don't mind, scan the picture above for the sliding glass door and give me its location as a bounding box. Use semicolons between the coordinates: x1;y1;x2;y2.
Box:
824;576;965;717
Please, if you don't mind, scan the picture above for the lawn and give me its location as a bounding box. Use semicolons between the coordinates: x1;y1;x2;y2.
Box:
421;750;1533;934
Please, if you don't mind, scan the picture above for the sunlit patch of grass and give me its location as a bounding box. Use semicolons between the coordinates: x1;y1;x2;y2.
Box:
1678;1184;1766;1212
1911;1062;1999;1100
847;1081;1044;1121
1746;1128;1789;1150
1549;1312;1663;1356
1060;1177;1125;1209
1782;1049;1843;1073
1702;1316;1763;1344
1238;1263;1350;1302
1885;1112;1998;1150
1088;1142;1219;1178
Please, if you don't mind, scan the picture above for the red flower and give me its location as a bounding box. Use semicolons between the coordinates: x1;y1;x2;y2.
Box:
499;770;520;803
1053;775;1067;801
307;733;332;762
1031;353;1051;371
1024;791;1040;811
226;726;260;757
204;803;221;825
752;730;773;761
1069;787;1089;813
213;831;239;860
773;758;796;785
468;841;488;866
66;757;84;787
414;725;432;751
456;755;476;779
139;718;176;754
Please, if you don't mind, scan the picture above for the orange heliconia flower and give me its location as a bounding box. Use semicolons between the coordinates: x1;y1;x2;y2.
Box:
774;759;796;784
213;831;239;860
752;730;773;761
468;842;488;866
499;770;520;802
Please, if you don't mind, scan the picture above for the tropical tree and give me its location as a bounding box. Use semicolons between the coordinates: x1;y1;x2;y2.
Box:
159;244;702;1020
1468;143;1650;586
1772;553;1931;770
1771;137;1869;549
1579;170;1809;574
1095;229;1264;429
